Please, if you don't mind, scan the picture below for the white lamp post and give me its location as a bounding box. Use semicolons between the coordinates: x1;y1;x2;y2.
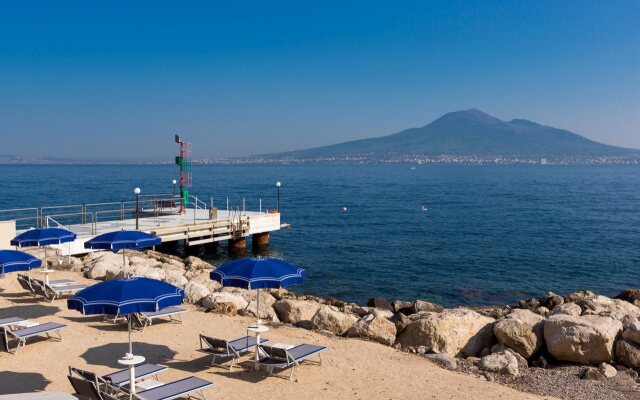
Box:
134;187;141;230
276;181;282;212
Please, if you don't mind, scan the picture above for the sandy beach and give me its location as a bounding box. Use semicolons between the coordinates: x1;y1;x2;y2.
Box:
0;270;554;400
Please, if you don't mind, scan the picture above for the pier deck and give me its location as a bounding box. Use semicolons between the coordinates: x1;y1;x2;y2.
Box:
0;198;282;254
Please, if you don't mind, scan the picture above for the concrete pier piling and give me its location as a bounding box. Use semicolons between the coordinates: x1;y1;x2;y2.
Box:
228;237;247;255
252;232;270;247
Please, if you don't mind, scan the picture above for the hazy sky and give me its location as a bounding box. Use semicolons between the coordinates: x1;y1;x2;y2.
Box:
1;1;638;161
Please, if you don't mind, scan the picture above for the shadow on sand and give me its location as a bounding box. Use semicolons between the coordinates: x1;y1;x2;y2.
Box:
79;342;178;368
0;304;60;319
0;371;52;394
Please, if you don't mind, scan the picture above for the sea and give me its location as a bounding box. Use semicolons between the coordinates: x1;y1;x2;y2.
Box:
1;164;639;307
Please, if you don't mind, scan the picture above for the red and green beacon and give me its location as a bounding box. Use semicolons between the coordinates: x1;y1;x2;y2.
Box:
174;134;192;214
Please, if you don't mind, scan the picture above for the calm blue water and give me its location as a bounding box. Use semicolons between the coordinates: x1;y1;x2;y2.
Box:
1;164;639;307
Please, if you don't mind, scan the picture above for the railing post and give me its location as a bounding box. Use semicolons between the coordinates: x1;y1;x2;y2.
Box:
82;204;86;224
194;196;197;224
260;198;262;213
242;198;245;215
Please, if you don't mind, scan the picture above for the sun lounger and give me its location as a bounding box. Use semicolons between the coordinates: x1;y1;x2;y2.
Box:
29;278;87;302
2;321;66;354
197;334;269;370
48;278;77;287
129;376;213;400
100;374;213;400
103;364;168;387
133;307;187;332
69;364;168;392
257;343;327;380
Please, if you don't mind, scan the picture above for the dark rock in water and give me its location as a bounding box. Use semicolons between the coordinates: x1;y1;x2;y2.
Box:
614;288;640;304
392;299;413;313
389;312;410;333
516;298;539;310
540;292;564;310
579;367;605;381
367;297;394;312
564;290;595;303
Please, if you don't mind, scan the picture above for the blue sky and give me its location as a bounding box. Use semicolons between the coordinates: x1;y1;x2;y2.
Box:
0;1;638;161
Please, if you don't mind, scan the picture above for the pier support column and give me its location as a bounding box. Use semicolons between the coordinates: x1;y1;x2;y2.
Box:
252;232;270;247
228;237;247;257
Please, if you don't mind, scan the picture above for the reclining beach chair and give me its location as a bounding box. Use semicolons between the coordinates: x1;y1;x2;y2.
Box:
133;307;187;332
69;364;168;393
31;278;88;302
198;334;270;370
102;374;213;400
2;320;66;354
16;274;36;295
257;343;327;380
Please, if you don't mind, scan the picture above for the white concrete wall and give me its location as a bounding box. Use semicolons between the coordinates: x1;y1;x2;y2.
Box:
247;213;280;235
0;220;16;249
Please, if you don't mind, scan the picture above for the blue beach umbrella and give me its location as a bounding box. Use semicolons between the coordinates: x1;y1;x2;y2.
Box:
11;227;76;270
210;257;305;323
0;250;42;276
11;228;76;247
84;230;161;278
67;277;184;356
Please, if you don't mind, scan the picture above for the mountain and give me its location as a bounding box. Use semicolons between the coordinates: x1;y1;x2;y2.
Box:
263;109;638;160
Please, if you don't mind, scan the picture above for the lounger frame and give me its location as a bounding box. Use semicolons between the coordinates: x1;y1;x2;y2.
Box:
257;344;327;380
197;334;268;371
134;307;187;332
2;321;65;354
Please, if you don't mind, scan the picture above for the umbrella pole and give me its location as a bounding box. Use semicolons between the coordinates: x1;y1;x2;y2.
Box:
123;249;126;278
256;287;261;325
128;316;133;356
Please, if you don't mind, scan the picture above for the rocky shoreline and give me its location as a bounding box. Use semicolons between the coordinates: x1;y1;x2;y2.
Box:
38;249;640;399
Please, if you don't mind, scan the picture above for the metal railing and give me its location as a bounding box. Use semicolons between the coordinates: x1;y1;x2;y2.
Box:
0;193;272;235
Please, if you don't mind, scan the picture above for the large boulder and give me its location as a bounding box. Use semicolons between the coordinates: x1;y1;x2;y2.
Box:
577;295;640;318
548;303;582;317
201;292;248;311
347;314;397;346
622;320;640;345
539;292;564;310
127;265;163;280
163;270;188;288
613;289;640;304
129;255;161;269
396;308;495;357
478;351;520;376
615;339;640;368
240;300;280;322
311;305;358;335
544;315;622;364
85;260;122;280
564;290;595;303
183;282;211;305
367;297;394;312
184;256;213;272
493;309;544;358
272;300;322;328
188;271;222;293
221;287;276;307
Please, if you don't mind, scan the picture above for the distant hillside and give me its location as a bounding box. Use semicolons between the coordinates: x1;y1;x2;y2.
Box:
263;109;638;159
